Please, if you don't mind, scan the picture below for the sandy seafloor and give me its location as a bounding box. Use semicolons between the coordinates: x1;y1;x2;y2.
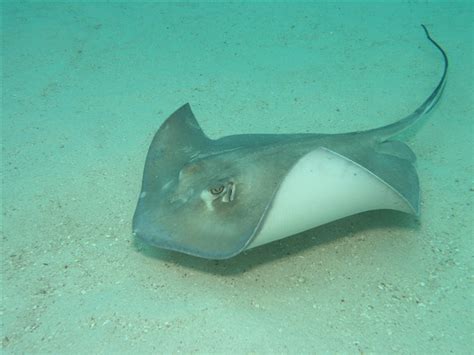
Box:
2;1;473;353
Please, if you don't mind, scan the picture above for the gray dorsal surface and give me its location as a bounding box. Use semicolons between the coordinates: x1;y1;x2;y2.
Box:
132;25;448;259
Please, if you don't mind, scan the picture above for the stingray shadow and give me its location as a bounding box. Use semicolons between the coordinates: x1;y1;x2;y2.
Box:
133;210;419;276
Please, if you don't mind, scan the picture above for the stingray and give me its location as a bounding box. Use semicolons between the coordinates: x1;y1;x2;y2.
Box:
132;25;448;259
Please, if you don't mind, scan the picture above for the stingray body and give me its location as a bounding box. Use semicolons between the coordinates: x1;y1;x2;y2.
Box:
133;26;448;259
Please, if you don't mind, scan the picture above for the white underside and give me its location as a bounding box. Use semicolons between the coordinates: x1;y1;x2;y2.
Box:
247;147;411;249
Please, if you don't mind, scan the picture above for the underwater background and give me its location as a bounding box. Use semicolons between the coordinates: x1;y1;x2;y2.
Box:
2;2;473;353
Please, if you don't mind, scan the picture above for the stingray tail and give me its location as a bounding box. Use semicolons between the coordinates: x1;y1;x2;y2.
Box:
369;25;448;142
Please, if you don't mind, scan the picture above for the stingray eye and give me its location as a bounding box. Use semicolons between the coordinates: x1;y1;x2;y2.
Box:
201;181;236;209
210;185;225;195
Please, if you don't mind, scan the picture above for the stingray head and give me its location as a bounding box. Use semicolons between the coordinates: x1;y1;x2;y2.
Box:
132;104;283;259
133;151;281;259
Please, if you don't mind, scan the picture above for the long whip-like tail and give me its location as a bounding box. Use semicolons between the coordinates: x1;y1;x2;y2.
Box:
369;24;448;142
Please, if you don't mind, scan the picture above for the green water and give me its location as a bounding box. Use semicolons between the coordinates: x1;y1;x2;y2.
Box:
2;2;473;353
